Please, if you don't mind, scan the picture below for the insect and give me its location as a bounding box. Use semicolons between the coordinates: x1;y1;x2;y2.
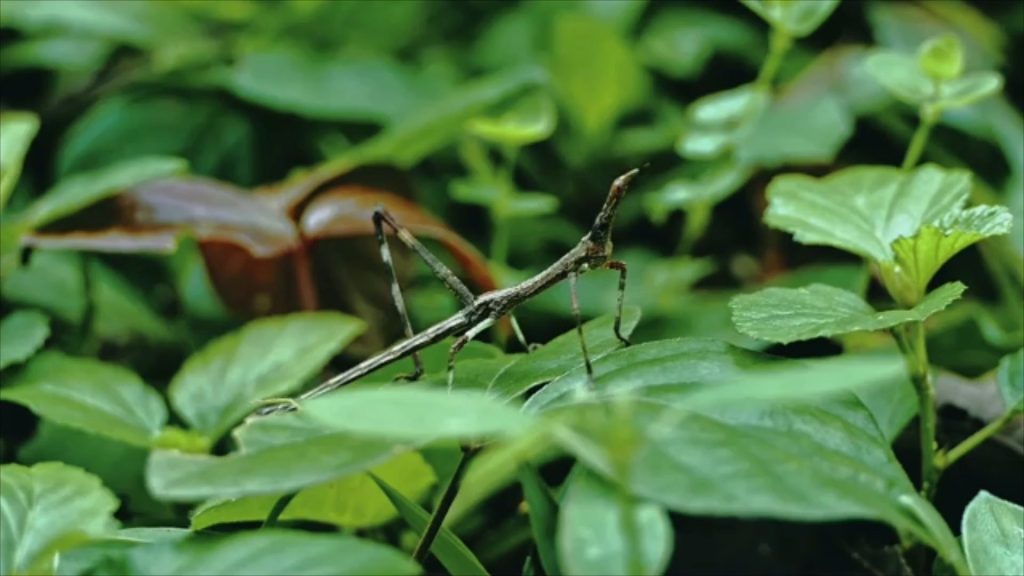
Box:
253;168;640;417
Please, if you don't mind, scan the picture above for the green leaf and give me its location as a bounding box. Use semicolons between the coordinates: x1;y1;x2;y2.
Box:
466;90;557;147
937;71;1004;109
0;36;113;75
886;206;1013;303
764;164;1011;303
997;349;1024;412
499;192;560;219
558;468;673;576
147;412;404;502
0;111;39;210
864;51;934;105
89;259;177;345
116;529;420;576
27;156;187;228
918;34;964;80
961;491;1024;576
0;0;193;49
737;93;854;168
56;94;254;184
228;50;429;124
555;398;966;570
372;475;489;576
1;351;167;447
676;84;769;161
303;386;532;442
526;338;906;414
730;282;966;344
638;7;760;80
487;307;641;400
190;451;436;529
0;251;85;325
168;312;365;439
0;309;49;370
518;465;561;575
20;421;174;524
0;462;119;576
549;13;648;138
644;163;753;220
740;0;839;37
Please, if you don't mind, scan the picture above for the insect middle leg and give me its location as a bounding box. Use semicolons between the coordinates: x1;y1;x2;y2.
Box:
568;271;596;388
374;207;476;380
604;260;631;346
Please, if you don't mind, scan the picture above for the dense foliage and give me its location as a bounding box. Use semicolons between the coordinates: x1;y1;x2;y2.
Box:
0;1;1021;575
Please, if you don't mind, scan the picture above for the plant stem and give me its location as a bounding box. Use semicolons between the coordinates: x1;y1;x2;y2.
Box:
412;445;477;564
755;28;793;89
896;322;940;499
939;409;1017;470
262;492;297;528
901;106;938;170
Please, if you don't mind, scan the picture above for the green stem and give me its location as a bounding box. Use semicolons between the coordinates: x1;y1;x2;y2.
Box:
902;106;938;170
896;322;940;499
939;409;1017;470
412;446;477;564
755;28;793;89
262;492;297;528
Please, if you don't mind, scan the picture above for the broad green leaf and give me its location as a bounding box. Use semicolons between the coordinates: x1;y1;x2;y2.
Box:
518;465;561;576
0;0;193;49
740;0;839;37
558;468;673;576
19;421;173;525
0;251;85;324
997;349;1024;412
554;398;967;571
89;259;177;345
372;475;489;576
730;282;966;344
0;36;113;75
644;162;753;219
57;93;254;184
765;164;1011;303
937;71;1004;109
310;65;546;181
918;34;964;80
190;452;436;529
961;491;1024;576
487;307;640;400
886;207;1013;303
466;90;557;147
638;7;760;80
737;93;854;168
27;156;187;228
676;85;769;161
0;462;119;576
303;386;532;442
499;192;561;220
116;529;420;576
0;309;49;370
549;13;648;138
168;312;365;439
0;111;39;210
229;50;429;124
1;351;167;447
146;424;403;502
864;51;933;105
526;338;906;414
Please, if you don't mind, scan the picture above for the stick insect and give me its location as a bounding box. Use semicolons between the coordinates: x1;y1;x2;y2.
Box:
253;168;640;418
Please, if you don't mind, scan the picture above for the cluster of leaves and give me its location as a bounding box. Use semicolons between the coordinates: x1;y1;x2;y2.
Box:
0;1;1022;576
